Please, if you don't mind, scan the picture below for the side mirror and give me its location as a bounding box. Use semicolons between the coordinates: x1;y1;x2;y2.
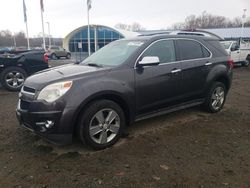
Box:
138;56;160;67
231;45;239;51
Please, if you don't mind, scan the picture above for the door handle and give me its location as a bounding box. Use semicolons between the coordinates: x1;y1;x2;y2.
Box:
205;62;212;66
171;69;182;74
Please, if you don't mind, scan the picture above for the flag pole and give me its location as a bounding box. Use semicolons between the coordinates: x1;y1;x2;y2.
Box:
40;0;46;50
23;0;30;50
87;0;91;56
25;21;30;50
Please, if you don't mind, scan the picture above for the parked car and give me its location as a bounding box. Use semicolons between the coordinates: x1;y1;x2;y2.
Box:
47;46;71;60
220;40;250;67
16;35;233;149
0;51;49;91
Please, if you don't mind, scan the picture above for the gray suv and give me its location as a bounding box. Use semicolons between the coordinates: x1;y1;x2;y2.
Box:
47;46;71;59
16;35;233;149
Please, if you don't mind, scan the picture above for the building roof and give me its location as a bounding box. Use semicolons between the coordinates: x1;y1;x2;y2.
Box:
63;25;139;50
203;27;250;39
139;27;250;39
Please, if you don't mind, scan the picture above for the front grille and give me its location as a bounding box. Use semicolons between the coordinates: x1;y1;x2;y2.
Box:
23;86;36;94
20;100;30;110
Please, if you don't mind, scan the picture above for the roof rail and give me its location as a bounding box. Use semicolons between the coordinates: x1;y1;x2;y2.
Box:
138;31;170;37
172;29;224;40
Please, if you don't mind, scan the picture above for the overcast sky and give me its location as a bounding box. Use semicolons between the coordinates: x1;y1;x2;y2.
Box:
0;0;249;38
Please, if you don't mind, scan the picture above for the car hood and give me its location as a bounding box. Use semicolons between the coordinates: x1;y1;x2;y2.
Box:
24;64;106;90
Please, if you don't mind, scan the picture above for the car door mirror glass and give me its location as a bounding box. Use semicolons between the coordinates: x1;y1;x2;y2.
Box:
231;45;239;51
138;56;160;66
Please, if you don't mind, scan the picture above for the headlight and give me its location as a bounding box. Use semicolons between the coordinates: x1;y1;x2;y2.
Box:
37;81;73;103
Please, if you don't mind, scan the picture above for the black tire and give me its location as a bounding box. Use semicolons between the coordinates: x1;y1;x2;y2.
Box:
243;59;249;67
0;67;27;91
66;53;71;59
51;53;57;60
202;82;227;113
77;100;125;150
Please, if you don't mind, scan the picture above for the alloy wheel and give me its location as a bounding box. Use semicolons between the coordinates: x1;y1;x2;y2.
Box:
211;86;225;110
4;71;25;89
89;108;120;144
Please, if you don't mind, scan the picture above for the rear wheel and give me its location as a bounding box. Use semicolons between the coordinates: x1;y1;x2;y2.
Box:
243;59;249;67
66;53;71;59
51;53;57;60
202;82;227;113
77;100;125;149
0;67;27;91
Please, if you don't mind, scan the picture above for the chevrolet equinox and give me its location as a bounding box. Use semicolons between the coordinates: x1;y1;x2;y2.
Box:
16;35;233;149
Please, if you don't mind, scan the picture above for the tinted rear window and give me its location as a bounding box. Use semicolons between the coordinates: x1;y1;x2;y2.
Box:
177;40;209;60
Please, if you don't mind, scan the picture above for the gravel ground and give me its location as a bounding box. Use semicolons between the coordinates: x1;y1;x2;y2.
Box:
0;66;249;188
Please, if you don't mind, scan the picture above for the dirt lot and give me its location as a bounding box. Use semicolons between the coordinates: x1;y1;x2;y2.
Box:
0;66;250;188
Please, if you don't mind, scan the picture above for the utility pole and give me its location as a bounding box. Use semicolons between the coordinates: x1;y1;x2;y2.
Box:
87;0;92;56
46;22;51;48
241;9;247;44
40;0;46;50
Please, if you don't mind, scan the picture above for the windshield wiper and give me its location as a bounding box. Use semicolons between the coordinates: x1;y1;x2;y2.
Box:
86;63;103;68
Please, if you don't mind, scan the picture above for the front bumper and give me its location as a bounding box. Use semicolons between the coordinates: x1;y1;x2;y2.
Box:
16;99;75;145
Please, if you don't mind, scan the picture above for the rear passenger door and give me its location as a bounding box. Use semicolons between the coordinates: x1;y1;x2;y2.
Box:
175;39;212;100
135;39;182;115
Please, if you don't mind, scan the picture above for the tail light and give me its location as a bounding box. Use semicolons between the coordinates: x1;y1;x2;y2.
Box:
43;53;49;63
227;58;234;69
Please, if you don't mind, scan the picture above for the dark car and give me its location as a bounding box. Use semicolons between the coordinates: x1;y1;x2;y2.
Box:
16;35;233;149
0;51;49;91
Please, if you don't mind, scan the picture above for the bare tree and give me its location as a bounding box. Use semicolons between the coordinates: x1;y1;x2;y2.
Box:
115;22;145;31
170;12;250;30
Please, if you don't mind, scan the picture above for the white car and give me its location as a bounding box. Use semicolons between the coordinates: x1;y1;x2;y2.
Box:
220;40;250;67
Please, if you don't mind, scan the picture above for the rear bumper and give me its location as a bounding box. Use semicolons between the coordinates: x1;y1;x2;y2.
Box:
16;99;76;145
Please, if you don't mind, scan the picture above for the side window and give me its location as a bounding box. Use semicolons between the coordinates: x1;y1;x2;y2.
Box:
230;42;236;50
177;40;208;60
201;45;211;57
141;40;176;64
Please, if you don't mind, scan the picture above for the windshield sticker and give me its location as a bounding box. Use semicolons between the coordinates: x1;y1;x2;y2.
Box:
127;41;144;46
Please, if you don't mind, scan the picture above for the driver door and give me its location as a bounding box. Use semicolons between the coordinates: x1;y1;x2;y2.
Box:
230;42;240;62
135;39;182;115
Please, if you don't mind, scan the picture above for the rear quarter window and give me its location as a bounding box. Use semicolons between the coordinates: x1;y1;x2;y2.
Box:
176;39;208;60
206;40;228;57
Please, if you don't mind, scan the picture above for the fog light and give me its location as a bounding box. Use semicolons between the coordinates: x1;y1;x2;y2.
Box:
45;120;55;128
36;120;55;130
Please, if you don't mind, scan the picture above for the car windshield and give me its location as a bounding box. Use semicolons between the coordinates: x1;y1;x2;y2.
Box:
81;40;144;67
220;41;232;49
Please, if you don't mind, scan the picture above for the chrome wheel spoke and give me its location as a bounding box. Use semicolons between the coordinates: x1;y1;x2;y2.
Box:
89;125;102;136
8;73;14;77
13;81;18;87
95;111;105;124
17;78;24;83
100;131;108;144
6;79;13;83
219;97;224;105
212;93;217;100
106;111;117;124
109;124;119;134
212;99;218;108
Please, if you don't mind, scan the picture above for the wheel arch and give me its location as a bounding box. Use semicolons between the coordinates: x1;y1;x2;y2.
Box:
214;75;230;92
72;92;132;136
205;64;232;94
